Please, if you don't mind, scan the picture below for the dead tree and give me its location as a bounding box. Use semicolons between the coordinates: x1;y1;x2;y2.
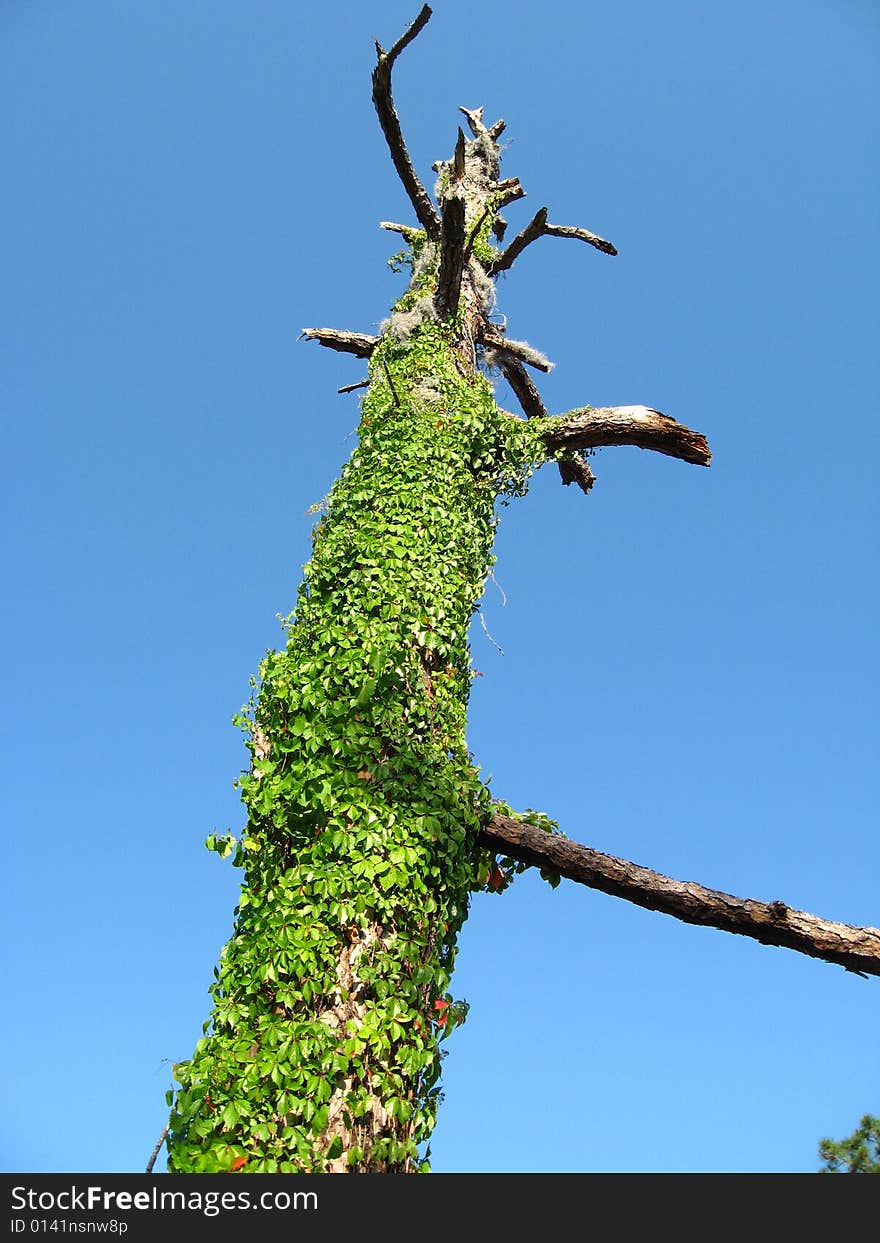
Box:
164;7;880;1175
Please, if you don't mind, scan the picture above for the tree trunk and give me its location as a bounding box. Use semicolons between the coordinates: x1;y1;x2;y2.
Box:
165;8;710;1173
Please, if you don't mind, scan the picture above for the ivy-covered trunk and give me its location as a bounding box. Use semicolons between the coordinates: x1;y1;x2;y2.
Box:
167;117;551;1176
165;7;714;1173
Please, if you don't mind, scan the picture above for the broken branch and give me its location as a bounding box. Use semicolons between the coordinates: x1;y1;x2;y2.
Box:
482;815;880;978
435;194;466;318
459;105;487;139
495;178;526;209
496;356;593;491
379;221;424;242
557;454;596;494
547;405;711;467
372;7;441;239
300;328;378;359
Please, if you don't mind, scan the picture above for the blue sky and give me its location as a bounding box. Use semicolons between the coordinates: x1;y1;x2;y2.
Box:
3;0;877;1174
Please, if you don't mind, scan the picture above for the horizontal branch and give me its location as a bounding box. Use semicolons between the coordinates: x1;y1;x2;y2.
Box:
372;7;441;239
489;210;616;273
547;405;711;467
300;328;378;359
379;221;423;242
482;815;880;978
338;379;369;394
481;324;553;372
543;222;618;257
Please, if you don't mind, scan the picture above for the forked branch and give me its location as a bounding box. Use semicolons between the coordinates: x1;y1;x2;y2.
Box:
482;815;880;978
547;405;711;467
490;211;617;273
372;6;441;239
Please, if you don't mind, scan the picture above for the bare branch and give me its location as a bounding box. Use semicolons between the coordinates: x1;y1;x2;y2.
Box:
482;815;880;978
495;178;526;209
146;1121;170;1174
463;205;493;263
497;356;547;420
489;207;549;274
488;118;506;140
372;8;441;238
496;356;594;493
459;105;486;138
490;211;617;273
381;3;433;66
557;454;596;494
338;379;369;394
300;328;378;359
547;405;711;467
379;221;423;242
481;324;553;372
543;222;618;257
434;194;466;318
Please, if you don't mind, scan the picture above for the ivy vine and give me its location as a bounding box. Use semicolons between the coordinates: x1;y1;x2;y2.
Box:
166;243;559;1173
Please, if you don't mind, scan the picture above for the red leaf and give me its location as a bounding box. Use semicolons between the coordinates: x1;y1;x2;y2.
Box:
230;1156;248;1171
433;998;449;1012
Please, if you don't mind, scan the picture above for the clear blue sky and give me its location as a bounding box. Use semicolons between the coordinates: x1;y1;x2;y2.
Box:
3;0;877;1174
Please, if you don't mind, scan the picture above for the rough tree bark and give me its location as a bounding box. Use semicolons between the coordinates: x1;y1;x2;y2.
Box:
164;7;880;1175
